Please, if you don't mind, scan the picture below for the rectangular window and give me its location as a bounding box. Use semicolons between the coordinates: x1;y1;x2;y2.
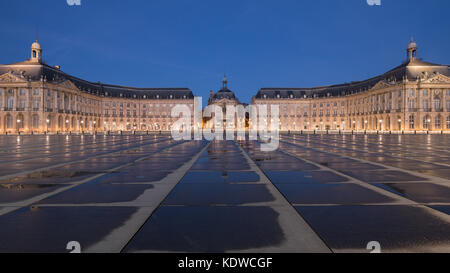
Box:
434;100;441;111
20;89;26;96
33;89;39;95
423;90;428;96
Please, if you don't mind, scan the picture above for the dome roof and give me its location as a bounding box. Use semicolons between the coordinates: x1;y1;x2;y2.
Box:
31;40;41;50
212;88;236;100
407;40;417;50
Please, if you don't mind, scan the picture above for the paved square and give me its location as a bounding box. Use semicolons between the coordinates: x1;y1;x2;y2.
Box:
0;134;450;253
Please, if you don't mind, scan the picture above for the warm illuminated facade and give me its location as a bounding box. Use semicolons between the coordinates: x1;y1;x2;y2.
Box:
0;41;194;134
252;40;450;132
203;76;247;130
1;40;450;134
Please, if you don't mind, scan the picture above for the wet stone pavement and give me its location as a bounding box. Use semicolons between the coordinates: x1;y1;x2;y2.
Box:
0;134;449;253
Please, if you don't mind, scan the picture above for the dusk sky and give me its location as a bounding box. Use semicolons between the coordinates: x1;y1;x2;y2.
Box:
1;0;449;104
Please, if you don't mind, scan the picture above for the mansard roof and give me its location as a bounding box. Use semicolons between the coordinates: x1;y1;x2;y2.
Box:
0;61;194;99
255;59;450;99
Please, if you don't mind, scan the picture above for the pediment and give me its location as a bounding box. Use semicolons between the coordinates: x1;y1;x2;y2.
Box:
422;74;450;84
0;72;27;83
370;81;391;91
58;80;80;91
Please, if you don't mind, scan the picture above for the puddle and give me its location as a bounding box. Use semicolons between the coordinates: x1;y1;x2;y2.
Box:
294;205;450;252
275;183;394;204
163;183;274;205
37;181;154;204
265;171;349;184
0;183;62;203
0;206;138;253
180;171;260;184
123;206;284;253
0;170;103;185
373;183;450;203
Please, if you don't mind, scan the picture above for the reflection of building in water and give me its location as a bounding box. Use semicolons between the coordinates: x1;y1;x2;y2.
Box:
0;40;194;134
252;39;450;132
203;76;248;130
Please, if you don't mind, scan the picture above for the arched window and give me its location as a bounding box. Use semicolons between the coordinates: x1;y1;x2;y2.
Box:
58;116;63;129
409;115;415;129
17;115;24;129
6;115;13;129
423;116;430;129
435;116;441;130
32;115;39;129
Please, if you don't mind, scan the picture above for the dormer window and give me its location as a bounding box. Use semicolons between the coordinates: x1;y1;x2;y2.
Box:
277;94;280;99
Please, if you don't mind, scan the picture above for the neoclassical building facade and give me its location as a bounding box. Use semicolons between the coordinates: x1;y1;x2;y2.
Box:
252;40;450;132
0;41;194;134
203;76;248;130
1;40;450;134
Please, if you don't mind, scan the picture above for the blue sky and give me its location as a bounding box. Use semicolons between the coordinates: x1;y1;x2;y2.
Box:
1;0;449;104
